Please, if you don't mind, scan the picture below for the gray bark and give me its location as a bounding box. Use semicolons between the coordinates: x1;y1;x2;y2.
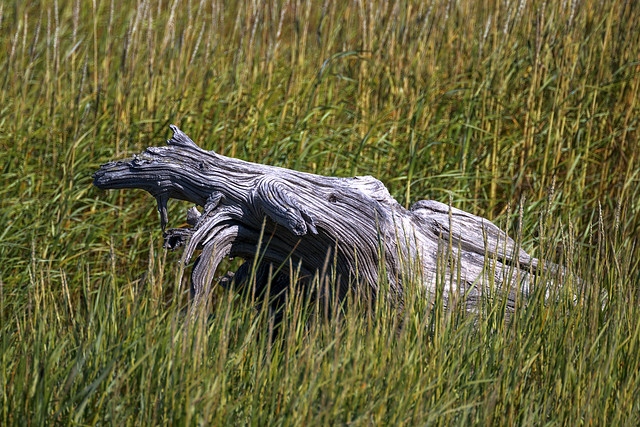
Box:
93;125;546;313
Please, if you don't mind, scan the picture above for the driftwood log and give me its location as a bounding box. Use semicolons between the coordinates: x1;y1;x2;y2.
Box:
93;125;545;314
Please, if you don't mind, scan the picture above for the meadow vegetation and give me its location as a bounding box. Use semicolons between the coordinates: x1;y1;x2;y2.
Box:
1;0;639;423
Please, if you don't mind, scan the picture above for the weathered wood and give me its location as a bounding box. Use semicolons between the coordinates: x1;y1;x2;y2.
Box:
93;125;545;313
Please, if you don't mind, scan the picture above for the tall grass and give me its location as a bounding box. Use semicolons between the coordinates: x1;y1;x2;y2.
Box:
1;0;639;423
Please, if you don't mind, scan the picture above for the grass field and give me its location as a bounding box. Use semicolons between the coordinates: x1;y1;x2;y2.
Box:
1;0;640;424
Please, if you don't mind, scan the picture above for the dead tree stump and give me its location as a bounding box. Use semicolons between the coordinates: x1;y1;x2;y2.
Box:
93;125;543;313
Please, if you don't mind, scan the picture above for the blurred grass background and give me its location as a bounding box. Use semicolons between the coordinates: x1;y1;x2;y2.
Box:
1;0;639;424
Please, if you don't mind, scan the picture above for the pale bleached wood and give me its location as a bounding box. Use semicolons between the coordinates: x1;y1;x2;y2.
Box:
93;125;548;312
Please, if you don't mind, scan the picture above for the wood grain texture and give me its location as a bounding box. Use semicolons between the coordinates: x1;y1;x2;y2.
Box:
93;125;548;312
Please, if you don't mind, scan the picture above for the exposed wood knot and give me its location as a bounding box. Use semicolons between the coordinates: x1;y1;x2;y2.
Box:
186;206;201;226
253;177;318;236
204;192;225;216
163;228;193;250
